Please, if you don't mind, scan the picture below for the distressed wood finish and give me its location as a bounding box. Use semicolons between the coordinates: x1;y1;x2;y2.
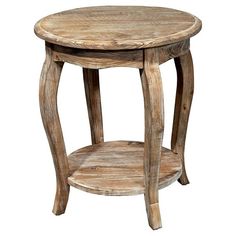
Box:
159;40;190;64
83;68;104;144
48;40;189;69
67;141;182;195
171;51;194;185
39;44;70;215
34;6;201;50
36;5;201;231
52;46;143;69
140;48;164;230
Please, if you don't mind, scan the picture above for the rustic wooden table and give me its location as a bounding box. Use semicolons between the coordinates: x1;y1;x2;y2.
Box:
35;6;201;230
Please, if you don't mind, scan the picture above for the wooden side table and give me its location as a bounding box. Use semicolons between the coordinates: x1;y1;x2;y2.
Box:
34;6;201;230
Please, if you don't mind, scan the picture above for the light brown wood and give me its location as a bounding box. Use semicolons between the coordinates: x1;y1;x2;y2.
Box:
171;50;194;185
34;6;201;50
49;40;189;69
39;43;70;215
67;141;182;195
83;68;104;144
36;5;201;230
52;45;143;69
140;48;164;230
159;40;190;64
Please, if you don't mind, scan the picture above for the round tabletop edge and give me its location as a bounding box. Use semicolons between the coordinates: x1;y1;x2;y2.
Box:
34;6;202;50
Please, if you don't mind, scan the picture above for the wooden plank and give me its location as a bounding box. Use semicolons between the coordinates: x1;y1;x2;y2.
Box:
39;43;70;215
68;141;182;196
83;68;104;144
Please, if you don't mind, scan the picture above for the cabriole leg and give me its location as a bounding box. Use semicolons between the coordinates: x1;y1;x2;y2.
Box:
83;68;104;144
140;48;164;230
39;43;70;215
172;50;194;185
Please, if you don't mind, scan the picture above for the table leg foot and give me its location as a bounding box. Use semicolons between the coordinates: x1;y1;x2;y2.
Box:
178;161;190;185
53;184;70;215
145;199;162;230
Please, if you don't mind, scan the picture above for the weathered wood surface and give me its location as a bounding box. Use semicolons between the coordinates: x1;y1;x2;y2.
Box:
83;68;104;144
39;44;70;215
171;50;194;185
48;40;188;69
68;141;182;196
159;40;190;64
34;6;201;50
140;48;164;229
36;6;201;230
52;45;143;69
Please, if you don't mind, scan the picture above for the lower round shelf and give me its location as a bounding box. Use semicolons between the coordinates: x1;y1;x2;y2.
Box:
67;141;182;196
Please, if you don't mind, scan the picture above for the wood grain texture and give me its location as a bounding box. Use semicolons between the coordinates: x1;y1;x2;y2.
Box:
34;6;202;50
171;50;194;185
36;6;201;230
39;43;70;215
67;141;182;195
50;41;188;69
140;48;164;230
52;45;143;69
83;68;104;144
159;40;190;64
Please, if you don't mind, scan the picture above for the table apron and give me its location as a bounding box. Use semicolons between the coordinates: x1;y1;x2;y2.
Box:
48;39;190;69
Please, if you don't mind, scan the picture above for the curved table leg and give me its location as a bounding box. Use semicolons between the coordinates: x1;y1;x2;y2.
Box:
140;48;164;230
83;68;104;144
39;44;70;215
171;50;194;185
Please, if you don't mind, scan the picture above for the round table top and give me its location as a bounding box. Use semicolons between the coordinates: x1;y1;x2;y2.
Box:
34;6;201;50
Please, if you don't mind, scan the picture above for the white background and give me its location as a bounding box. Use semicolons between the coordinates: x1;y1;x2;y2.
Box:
0;0;235;235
